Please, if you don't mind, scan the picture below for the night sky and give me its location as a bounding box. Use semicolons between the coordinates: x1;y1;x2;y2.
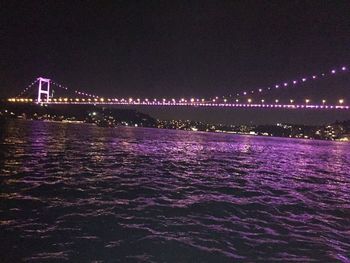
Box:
1;0;350;124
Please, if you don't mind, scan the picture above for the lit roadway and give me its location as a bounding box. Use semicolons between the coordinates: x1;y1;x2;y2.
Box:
7;98;350;110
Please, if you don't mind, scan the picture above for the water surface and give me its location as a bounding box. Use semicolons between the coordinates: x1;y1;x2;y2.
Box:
1;120;350;262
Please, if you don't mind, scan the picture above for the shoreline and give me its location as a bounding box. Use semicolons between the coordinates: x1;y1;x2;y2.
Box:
3;118;349;143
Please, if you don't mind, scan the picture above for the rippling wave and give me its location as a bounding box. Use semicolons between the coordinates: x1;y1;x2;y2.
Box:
1;120;350;262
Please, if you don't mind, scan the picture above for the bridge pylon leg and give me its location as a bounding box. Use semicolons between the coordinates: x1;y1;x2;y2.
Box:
37;77;51;103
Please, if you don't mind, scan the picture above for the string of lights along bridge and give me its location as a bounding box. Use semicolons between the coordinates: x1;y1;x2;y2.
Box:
8;65;350;110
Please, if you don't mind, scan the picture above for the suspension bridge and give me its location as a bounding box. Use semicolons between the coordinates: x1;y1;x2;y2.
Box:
7;65;350;110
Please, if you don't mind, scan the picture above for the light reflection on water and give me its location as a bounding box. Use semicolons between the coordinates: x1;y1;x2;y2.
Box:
0;120;350;262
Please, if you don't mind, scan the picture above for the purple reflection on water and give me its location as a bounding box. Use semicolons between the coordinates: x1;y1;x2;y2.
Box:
0;120;350;262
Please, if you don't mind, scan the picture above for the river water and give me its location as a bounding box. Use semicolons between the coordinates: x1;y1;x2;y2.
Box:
0;120;349;262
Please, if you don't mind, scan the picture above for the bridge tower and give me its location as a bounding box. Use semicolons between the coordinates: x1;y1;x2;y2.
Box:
37;77;51;103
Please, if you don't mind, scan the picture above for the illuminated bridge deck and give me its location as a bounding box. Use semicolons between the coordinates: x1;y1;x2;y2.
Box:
7;99;350;110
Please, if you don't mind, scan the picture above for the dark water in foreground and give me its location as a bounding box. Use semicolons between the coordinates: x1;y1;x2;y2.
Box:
1;120;350;262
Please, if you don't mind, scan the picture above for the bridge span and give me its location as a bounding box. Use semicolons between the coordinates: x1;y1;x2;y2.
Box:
8;65;350;111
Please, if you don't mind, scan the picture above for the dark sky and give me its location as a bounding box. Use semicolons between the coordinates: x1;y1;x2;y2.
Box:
1;0;350;124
